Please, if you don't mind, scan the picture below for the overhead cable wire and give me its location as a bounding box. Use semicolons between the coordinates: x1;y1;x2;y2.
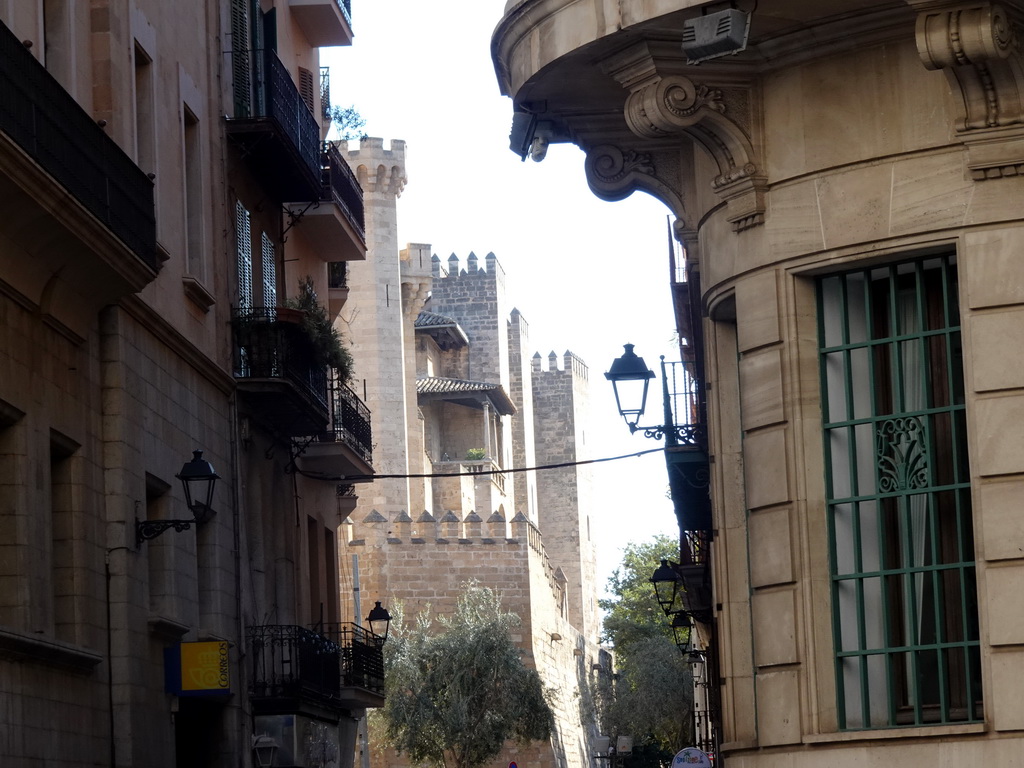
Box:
291;446;667;483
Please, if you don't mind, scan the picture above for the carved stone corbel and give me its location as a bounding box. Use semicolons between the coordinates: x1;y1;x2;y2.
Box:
584;144;688;225
915;2;1023;129
914;2;1024;177
619;70;765;231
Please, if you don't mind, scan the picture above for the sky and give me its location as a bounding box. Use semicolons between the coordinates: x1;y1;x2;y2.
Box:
321;1;680;592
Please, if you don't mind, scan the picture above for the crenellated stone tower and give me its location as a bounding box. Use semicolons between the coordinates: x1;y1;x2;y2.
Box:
342;138;411;518
340;141;603;768
508;308;538;524
532;350;598;640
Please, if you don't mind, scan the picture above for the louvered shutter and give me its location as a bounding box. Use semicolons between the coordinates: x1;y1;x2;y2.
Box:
236;201;253;311
298;67;315;117
261;232;277;308
230;0;250;117
251;0;266;115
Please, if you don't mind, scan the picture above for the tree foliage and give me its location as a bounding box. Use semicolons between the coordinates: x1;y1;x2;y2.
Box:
597;535;693;756
330;104;367;141
599;535;681;652
378;584;554;768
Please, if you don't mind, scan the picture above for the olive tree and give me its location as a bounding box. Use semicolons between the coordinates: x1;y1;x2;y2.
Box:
378;583;553;768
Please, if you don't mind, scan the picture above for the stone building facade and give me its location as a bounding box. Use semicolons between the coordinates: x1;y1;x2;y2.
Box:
338;141;603;768
493;1;1024;767
0;2;384;766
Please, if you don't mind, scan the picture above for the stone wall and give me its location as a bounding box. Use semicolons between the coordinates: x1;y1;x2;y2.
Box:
532;351;599;642
342;510;603;768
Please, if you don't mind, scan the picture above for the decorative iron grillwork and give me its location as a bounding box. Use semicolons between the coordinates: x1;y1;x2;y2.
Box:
0;19;156;268
876;416;929;492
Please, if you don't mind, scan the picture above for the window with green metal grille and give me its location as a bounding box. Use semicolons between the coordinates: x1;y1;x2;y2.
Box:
817;255;981;729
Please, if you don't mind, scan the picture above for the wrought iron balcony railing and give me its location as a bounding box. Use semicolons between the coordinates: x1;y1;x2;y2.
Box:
336;0;352;26
248;624;342;705
0;19;156;269
322;142;365;242
232;309;330;435
322;623;385;694
247;623;384;711
228;48;321;201
320;67;331;122
317;380;372;464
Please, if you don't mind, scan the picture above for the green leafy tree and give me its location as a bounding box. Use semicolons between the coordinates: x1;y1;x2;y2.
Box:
378;583;554;768
597;535;693;757
330;104;367;141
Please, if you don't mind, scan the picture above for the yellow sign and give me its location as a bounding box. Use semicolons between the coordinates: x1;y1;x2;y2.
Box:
180;641;230;692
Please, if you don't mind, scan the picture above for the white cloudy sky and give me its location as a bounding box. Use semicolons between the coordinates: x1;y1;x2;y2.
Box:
321;1;680;591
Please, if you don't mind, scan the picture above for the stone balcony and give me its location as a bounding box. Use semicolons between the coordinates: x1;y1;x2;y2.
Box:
291;0;354;48
287;142;366;262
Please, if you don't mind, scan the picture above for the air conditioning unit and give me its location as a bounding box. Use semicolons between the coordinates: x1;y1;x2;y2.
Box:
681;9;751;64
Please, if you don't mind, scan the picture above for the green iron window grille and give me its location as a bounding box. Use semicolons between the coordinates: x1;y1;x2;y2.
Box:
817;255;981;729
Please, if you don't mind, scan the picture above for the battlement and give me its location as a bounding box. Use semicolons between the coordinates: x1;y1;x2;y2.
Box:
345;136;407;197
401;243;433;280
432;252;506;284
346;507;543;553
509;308;530;339
532;350;589;381
345;508;573;610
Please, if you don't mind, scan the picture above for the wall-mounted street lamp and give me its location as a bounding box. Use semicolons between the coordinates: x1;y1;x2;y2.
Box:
651;558;684;615
136;450;220;546
670;610;692;652
605;344;702;446
604;343;655;431
651;558;713;624
252;733;279;767
366;601;392;646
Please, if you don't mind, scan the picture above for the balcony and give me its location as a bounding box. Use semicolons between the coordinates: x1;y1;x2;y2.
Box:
232;309;330;437
227;49;322;202
0;18;156;296
661;359;712;534
299;380;374;480
290;0;354;48
247;623;385;716
287;142;366;261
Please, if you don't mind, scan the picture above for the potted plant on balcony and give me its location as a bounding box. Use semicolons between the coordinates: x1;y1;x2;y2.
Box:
284;275;354;385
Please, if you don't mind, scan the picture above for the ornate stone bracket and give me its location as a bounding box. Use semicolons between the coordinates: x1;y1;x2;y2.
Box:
914;2;1024;178
608;63;766;231
584;144;679;207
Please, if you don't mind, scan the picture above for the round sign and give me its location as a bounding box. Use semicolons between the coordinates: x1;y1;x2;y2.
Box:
509;762;517;768
672;748;712;768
